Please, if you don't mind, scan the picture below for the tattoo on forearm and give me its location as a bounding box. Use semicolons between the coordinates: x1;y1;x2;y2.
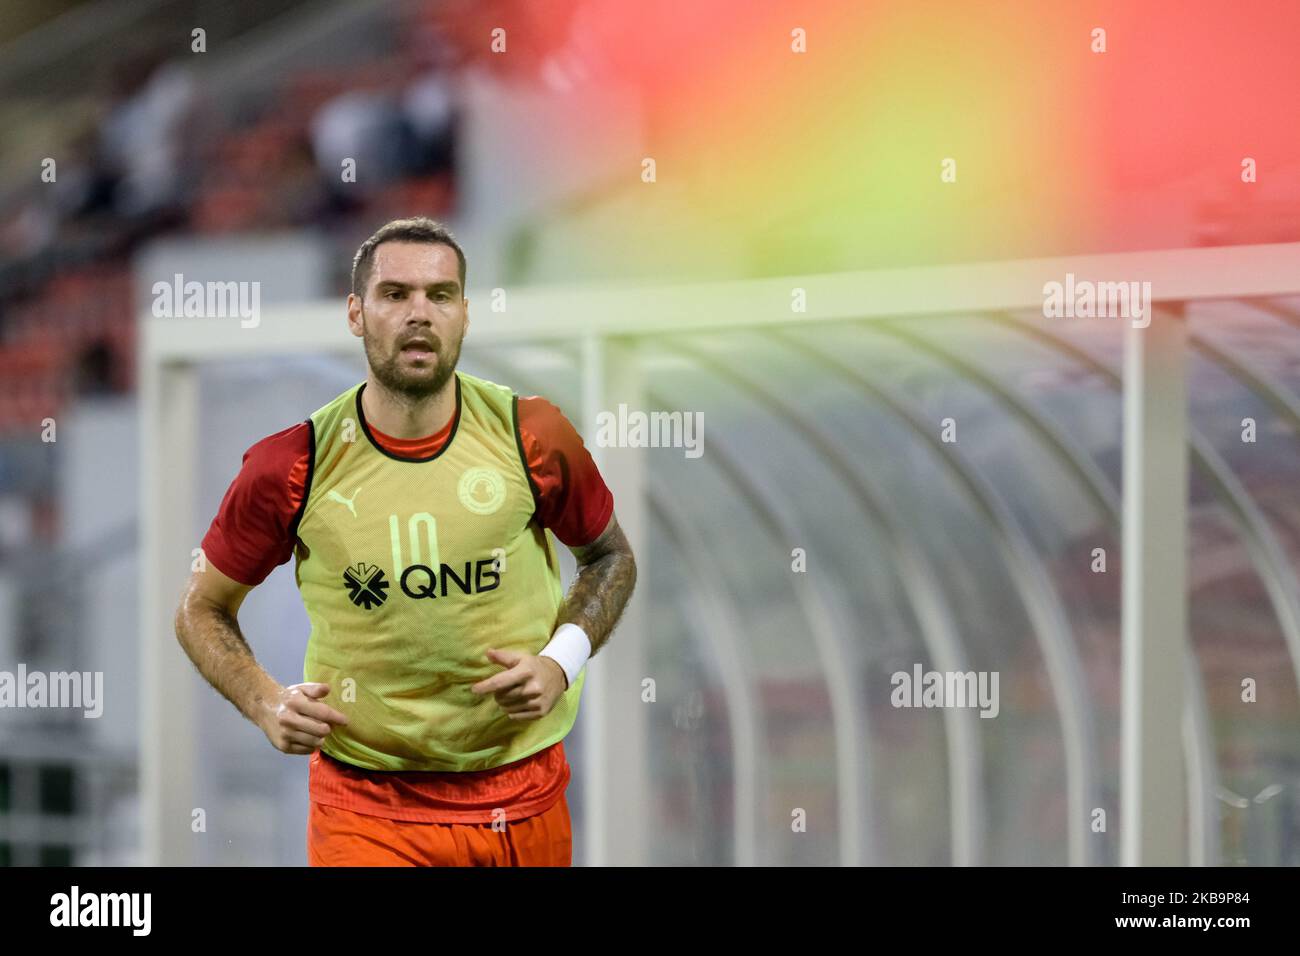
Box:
208;607;253;660
558;545;637;656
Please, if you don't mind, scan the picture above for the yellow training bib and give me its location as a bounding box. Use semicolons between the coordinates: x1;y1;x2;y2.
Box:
293;371;583;771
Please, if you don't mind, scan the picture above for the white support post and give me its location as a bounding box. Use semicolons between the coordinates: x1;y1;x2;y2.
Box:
580;335;649;866
139;358;201;865
1121;304;1189;866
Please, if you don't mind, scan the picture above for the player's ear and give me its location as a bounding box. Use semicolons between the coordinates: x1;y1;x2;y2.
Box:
346;292;364;337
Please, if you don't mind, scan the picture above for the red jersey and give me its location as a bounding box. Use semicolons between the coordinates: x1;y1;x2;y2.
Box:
201;389;612;823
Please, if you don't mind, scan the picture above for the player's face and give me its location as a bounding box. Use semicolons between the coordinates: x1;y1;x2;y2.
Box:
351;241;468;400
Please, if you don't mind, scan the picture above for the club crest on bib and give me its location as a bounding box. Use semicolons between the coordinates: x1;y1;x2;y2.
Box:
457;466;507;515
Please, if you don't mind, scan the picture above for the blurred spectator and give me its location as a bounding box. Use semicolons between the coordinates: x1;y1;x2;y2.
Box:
262;131;332;228
402;67;458;178
73;341;115;397
0;200;56;260
96;51;196;219
310;88;411;209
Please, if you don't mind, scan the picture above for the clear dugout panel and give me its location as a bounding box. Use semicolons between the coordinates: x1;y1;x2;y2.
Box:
180;301;1300;865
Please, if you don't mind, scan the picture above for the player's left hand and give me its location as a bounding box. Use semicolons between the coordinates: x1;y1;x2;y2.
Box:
472;648;567;720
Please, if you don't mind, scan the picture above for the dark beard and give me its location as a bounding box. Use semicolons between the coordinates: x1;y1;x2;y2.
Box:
363;324;462;403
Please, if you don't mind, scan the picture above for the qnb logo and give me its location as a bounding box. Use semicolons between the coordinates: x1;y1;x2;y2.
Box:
343;563;390;609
400;559;502;600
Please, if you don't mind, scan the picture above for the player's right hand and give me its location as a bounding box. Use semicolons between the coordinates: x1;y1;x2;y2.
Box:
260;682;349;755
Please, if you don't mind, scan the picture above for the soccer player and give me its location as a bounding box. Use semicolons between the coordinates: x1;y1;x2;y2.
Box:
173;217;637;866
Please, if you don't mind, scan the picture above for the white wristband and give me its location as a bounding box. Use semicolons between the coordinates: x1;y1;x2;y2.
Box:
540;623;591;690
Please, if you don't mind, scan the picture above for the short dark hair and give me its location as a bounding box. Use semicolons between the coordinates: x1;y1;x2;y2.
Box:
350;217;467;299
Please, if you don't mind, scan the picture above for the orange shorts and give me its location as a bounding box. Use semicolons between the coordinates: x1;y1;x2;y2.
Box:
307;791;573;867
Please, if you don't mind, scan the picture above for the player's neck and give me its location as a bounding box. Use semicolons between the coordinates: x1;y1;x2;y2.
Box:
361;373;457;440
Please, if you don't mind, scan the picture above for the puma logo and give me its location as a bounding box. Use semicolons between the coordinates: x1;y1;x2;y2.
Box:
326;486;362;517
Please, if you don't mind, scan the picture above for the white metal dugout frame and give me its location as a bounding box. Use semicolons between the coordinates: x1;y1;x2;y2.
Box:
140;241;1300;866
